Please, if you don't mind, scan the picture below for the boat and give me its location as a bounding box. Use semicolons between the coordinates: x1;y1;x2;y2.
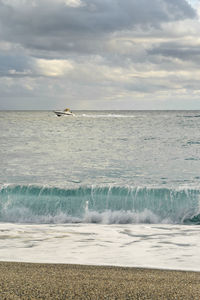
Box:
54;108;75;117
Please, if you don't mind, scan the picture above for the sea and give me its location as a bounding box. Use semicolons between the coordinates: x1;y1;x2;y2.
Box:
0;110;200;271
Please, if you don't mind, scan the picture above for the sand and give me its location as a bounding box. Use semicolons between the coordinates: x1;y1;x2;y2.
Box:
0;262;200;299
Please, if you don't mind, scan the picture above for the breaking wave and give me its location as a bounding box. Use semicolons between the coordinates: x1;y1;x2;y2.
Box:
0;184;200;224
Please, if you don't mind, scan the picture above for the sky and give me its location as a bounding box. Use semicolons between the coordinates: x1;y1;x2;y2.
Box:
0;0;200;110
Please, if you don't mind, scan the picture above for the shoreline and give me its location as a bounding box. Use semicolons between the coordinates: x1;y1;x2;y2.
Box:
1;262;200;299
1;259;200;273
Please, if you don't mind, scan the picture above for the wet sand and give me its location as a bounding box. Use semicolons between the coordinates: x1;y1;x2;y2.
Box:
0;262;200;299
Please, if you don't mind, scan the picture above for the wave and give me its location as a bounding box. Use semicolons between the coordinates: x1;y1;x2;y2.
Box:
0;184;200;224
184;115;200;118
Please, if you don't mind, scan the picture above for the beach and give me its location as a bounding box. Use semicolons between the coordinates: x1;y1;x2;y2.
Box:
0;262;200;299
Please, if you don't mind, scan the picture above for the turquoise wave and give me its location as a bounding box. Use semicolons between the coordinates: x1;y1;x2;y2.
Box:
0;184;200;224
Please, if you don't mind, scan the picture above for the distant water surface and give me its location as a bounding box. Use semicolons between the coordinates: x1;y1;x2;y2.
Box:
0;110;200;270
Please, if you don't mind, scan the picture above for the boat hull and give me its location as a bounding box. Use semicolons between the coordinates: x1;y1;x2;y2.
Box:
54;111;75;117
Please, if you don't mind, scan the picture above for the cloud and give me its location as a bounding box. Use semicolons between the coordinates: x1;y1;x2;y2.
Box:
0;0;200;109
0;0;196;54
63;0;83;7
35;58;74;77
149;42;200;62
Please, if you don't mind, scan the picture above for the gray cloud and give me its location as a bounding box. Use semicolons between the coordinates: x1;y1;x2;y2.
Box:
0;53;32;76
0;0;196;54
0;0;200;110
148;42;200;63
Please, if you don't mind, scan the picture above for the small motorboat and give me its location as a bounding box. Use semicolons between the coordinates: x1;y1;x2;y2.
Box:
54;108;75;117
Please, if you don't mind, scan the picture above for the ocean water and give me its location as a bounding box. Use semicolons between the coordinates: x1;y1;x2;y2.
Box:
1;110;200;270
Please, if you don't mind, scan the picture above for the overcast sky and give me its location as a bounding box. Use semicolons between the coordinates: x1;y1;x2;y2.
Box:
0;0;200;110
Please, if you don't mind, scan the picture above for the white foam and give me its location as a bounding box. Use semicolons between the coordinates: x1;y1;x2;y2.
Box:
84;209;161;224
1;223;200;272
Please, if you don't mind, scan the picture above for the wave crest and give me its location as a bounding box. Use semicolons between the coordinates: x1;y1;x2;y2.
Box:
0;184;200;224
